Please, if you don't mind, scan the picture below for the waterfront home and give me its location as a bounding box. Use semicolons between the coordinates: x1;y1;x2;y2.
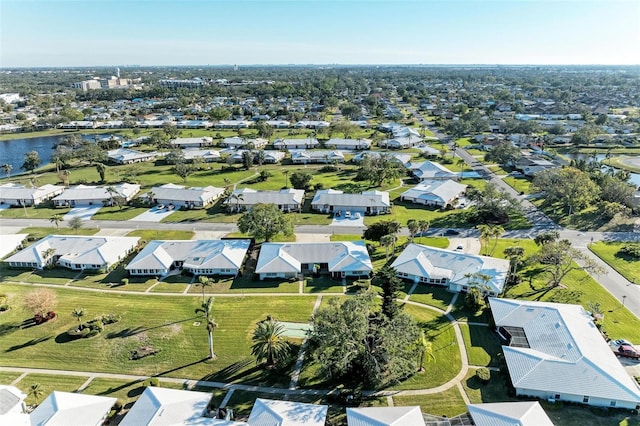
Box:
0;183;64;207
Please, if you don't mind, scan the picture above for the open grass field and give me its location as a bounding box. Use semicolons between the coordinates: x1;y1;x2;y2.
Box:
0;371;23;385
502;176;533;194
392;387;468;418
408;285;455;311
0;205;71;219
462;368;515;405
0;284;316;387
589;241;640;284
186;276;300;294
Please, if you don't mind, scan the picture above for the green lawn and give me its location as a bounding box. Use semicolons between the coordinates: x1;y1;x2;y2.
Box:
19;226;100;240
393;387;468;418
15;373;89;405
91;205;148;221
126;229;195;241
462;368;516;404
0;205;71;219
304;276;345;294
589;241;640;284
543;404;640;426
502;176;533;194
187;276;300;294
459;324;503;368
79;377;148;409
408;284;455;311
0;371;23;385
0;284;315;387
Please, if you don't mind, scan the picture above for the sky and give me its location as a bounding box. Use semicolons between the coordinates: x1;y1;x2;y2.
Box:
1;0;639;67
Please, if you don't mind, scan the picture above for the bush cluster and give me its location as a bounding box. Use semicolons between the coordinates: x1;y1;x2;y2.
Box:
618;244;640;259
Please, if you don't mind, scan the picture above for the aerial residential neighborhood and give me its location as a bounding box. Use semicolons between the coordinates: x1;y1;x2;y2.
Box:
1;0;640;425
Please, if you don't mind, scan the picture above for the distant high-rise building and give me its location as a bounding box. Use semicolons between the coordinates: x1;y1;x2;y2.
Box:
116;67;120;78
234;64;238;71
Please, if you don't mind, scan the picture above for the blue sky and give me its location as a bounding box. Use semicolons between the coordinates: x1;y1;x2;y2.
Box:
1;0;638;67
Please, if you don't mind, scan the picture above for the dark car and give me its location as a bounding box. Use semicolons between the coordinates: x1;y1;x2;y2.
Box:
444;229;460;236
617;345;640;359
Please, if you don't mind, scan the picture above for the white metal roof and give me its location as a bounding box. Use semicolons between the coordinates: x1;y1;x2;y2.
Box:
256;241;372;275
346;406;425;426
151;184;224;203
6;235;139;269
311;189;390;208
30;391;116;426
467;401;553;426
226;188;304;207
126;240;250;272
409;161;457;180
247;398;327;426
391;244;509;294
489;298;640;404
53;183;140;202
0;183;64;201
0;234;28;260
401;180;467;204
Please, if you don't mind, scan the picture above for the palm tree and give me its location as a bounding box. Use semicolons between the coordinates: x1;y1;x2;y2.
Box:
251;318;290;367
503;246;525;283
147;190;156;206
41;248;56;267
283;170;289;189
407;219;419;242
105;186;119;208
416;330;435;372
50;214;61;229
228;193;244;213
195;297;217;359
418;220;430;244
1;163;12;178
28;383;44;406
72;308;85;323
477;224;504;256
195;276;212;303
380;234;397;262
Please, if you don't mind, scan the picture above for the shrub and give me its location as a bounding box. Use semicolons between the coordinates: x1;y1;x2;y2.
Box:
0;304;10;312
144;377;160;387
319;165;339;173
121;278;129;286
618;244;640;259
101;313;120;325
476;367;491;383
112;399;124;413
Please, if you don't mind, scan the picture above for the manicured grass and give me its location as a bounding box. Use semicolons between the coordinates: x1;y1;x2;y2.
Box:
408;284;455;311
542;404;640;426
187;276;300;294
413;236;450;249
389;304;461;391
0;284;315;387
304;276;345;294
16;373;89;405
225;390;286;419
488;239;640;339
330;234;363;241
589;241;640;284
486;164;509;175
392;387;468;418
0;205;71;219
19;226;99;240
79;377;148;409
462;368;516;404
459;324;502;367
0;371;23;385
126;229;195;240
502;176;533;194
27;268;80;285
150;282;190;293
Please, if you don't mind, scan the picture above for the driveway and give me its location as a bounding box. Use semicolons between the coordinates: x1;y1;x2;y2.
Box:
63;205;102;221
130;207;175;222
296;233;331;242
331;215;365;227
447;238;481;254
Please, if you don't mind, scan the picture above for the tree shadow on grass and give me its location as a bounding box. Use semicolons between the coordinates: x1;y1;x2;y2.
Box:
105;316;200;339
0;322;21;337
154;357;210;378
6;335;52;352
201;359;253;383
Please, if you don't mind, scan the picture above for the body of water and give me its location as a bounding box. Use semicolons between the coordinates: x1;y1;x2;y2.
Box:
563;152;640;188
0;134;96;175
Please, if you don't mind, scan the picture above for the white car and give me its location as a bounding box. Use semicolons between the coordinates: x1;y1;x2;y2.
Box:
156;204;165;210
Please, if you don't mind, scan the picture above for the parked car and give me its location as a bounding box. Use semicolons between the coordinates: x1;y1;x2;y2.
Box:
613;339;634;347
617;345;640;359
455;245;464;252
157;204;165;210
344;211;351;218
444;229;460;236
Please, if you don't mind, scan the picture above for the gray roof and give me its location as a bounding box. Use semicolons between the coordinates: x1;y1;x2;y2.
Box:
256;241;372;274
53;183;140;202
311;189;390;208
126;239;250;271
226;188;304;207
150;184;224;203
401;180;467;204
467;402;553;426
30;391;116;426
0;183;64;201
346;406;425;426
489;298;640;404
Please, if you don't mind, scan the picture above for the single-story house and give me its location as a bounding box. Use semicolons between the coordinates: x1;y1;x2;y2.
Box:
149;183;225;209
346;406;425;426
175;119;213;129
225;188;305;212
221;136;269;149
0;233;28;260
262;150;286;164
380;135;423;149
248;398;327;426
467;401;554;426
400;180;467;207
294;120;330;129
30;391;116;426
170;137;214;149
266;119;291;128
215;120;252;129
415;144;441;156
121;387;243;426
325;138;372;150
409;161;458;181
183;149;222;163
290;150;345;164
0;183;65;207
391;244;509;296
311;189;390;215
126;239;250;277
58;121;99;129
352;152;412;167
0;385;29;425
514;156;558;177
255;241;372;280
489;297;640;410
52;183;140;207
107;148;158;165
5;235;140;271
273;138;319;150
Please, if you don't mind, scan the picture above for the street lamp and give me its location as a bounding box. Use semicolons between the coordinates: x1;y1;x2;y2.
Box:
622;295;627;307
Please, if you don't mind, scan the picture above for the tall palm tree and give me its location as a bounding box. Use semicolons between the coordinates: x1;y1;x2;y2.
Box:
28;383;44;406
1;163;12;178
195;276;212;303
407;219;419;242
503;246;525;283
195;297;217;359
418;220;430;244
251;318;290;367
283;170;289;189
50;214;61;229
380;234;397;262
72;308;85;323
477;224;504;256
41;248;56;267
228;193;244;213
